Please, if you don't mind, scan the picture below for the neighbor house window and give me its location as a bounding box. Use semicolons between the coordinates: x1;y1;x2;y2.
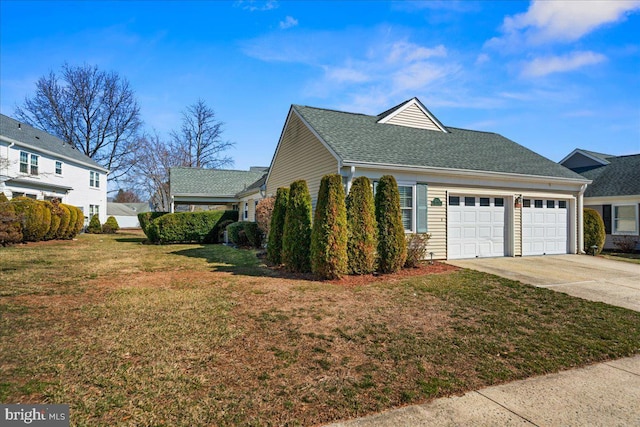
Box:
244;202;248;220
613;205;638;235
19;152;28;173
90;171;100;188
374;182;428;233
19;152;38;175
55;161;63;175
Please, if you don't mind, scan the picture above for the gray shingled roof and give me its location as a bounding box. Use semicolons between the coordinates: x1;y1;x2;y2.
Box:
170;167;266;197
578;154;640;197
293;105;586;181
579;149;615;163
0;113;107;171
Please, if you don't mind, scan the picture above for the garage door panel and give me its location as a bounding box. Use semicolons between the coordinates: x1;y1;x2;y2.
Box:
448;196;505;259
522;199;568;256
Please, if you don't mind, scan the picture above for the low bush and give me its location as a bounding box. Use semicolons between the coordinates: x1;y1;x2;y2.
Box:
583;208;606;255
217;219;236;243
10;197;50;242
405;233;431;268
56;204;71;239
73;206;85;236
226;222;263;248
102;216;120;234
43;200;63;240
149;210;238;244
0;193;22;246
613;235;639;253
65;205;78;239
87;214;102;234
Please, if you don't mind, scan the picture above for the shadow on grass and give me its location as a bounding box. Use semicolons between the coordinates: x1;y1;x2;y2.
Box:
115;237;147;243
171;245;280;277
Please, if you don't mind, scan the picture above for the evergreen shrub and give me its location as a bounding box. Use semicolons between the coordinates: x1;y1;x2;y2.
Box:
0;193;22;245
267;188;289;265
282;180;312;273
583;208;605;255
56;204;71;239
43;200;62;240
148;210;238;244
138;212;169;237
65;205;78;238
375;175;407;273
88;214;102;234
102;216;120;234
311;174;347;279
346;177;377;275
11;197;49;242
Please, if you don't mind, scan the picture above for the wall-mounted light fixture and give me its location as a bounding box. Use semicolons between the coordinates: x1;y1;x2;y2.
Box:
515;195;522;207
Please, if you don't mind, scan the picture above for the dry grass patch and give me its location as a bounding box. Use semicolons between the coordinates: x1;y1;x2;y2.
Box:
1;232;639;426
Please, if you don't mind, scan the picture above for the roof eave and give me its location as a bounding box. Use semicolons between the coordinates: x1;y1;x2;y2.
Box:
341;160;591;186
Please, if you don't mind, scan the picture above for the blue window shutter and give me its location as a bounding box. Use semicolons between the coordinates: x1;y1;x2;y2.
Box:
417;184;428;233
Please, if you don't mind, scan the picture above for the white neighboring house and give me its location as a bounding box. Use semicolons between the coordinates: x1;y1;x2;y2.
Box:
0;113;109;225
107;202;153;228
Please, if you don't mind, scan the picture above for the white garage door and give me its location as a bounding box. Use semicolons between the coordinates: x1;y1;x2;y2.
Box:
448;196;505;259
522;199;568;256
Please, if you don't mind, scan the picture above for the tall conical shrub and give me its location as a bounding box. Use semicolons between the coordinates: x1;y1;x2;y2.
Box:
88;214;102;234
65;204;78;239
346;176;378;274
375;175;407;273
311;174;348;279
584;208;605;255
0;193;22;245
267;187;289;265
282;180;312;273
43;200;61;240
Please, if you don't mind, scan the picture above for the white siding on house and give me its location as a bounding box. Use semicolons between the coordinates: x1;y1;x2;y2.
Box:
1;140;108;224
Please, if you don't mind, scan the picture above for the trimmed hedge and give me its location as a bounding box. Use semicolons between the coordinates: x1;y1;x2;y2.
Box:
138;212;169;236
72;206;85;237
282;180;312;273
148;210;238;244
267;187;289;265
43;200;62;241
375;175;407;273
346;176;378;275
11;197;50;242
311;174;348;279
87;214;102;234
102;216;120;234
0;193;22;246
226;221;262;248
56;204;71;239
584;208;606;255
65;205;78;239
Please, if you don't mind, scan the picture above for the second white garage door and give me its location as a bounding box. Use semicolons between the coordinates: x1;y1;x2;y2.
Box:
522;199;568;256
448;196;505;259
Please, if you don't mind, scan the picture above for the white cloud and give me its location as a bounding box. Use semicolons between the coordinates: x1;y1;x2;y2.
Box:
493;0;640;47
521;51;607;77
324;66;370;83
235;0;278;12
387;42;447;63
475;53;490;65
279;16;298;30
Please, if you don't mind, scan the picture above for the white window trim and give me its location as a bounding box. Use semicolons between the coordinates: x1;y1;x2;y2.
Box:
55;161;63;176
612;204;639;236
90;171;100;188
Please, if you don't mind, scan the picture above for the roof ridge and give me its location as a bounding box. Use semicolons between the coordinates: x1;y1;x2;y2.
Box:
445;126;499;136
294;104;374;118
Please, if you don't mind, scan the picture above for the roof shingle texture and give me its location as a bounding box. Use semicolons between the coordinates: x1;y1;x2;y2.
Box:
579;154;640;197
170;167;265;197
293;105;586;180
0;113;106;170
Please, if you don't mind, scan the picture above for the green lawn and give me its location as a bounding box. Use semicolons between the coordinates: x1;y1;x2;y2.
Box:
1;232;639;426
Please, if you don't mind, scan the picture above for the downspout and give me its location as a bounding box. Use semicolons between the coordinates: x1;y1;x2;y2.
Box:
577;184;587;254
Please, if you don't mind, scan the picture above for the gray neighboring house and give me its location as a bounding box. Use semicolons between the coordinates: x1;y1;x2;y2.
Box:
169;167;268;220
560;149;640;250
266;97;590;260
107;202;153;228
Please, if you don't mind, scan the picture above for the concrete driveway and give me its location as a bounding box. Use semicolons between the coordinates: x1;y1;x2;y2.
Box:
447;254;640;312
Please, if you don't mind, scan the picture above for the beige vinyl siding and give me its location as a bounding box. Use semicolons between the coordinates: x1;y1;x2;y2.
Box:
248;198;256;222
266;113;338;211
386;103;442;131
514;204;522;256
427;186;447;259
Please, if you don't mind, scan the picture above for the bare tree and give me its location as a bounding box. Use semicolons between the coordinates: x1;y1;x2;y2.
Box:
113;189;141;203
128;132;182;211
170;99;234;168
15;63;142;181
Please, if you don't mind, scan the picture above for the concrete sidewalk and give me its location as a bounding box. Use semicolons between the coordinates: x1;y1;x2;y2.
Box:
327;355;640;426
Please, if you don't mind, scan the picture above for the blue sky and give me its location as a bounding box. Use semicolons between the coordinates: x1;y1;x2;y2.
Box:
1;0;639;172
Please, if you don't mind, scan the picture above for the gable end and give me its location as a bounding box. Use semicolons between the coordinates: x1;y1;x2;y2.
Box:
377;98;448;133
